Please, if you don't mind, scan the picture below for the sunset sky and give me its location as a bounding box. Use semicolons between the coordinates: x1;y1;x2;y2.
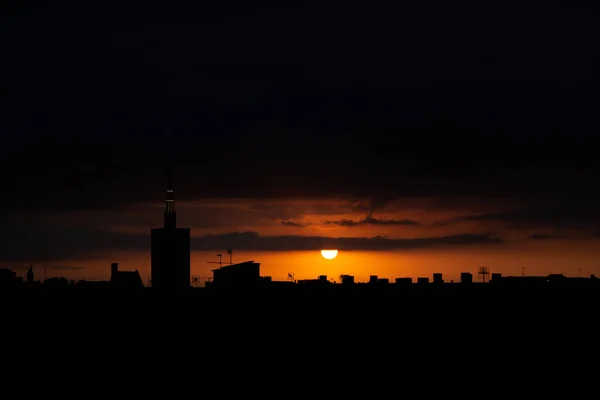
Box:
2;3;600;284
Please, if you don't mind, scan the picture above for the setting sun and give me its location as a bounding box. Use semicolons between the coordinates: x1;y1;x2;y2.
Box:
321;249;338;260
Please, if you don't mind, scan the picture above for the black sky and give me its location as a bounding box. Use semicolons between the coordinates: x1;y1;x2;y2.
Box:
1;2;599;212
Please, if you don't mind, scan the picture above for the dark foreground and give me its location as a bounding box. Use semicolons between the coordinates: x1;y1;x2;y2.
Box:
2;284;598;386
4;283;598;324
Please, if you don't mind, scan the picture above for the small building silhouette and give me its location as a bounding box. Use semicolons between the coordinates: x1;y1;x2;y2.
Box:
26;266;34;284
109;263;144;289
0;268;22;287
297;275;332;286
210;261;261;288
460;272;473;284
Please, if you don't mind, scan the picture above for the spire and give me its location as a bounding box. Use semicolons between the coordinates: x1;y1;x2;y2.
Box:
164;162;176;229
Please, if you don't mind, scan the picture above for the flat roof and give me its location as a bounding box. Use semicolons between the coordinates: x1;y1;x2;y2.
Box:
211;261;259;272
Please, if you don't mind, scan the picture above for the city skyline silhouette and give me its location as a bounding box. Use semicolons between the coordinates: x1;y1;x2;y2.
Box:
2;2;600;288
1;167;599;289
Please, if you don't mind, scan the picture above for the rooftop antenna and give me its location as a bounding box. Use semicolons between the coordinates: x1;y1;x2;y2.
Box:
287;272;295;283
206;253;224;268
522;266;525;277
227;248;233;264
478;266;490;283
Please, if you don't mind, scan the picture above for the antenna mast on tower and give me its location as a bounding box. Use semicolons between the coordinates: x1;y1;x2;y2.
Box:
164;161;176;229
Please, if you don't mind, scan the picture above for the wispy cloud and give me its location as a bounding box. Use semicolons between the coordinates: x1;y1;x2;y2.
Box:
191;231;502;251
445;201;600;232
280;220;307;228
324;216;419;227
528;233;561;240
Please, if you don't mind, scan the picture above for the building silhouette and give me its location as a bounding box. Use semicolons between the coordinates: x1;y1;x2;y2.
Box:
26;265;34;284
110;262;144;289
208;261;261;288
150;167;191;289
0;268;22;287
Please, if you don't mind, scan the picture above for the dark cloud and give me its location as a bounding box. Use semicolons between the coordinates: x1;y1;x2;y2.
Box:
351;198;390;218
528;233;561;240
1;1;600;238
324;219;361;227
280;221;307;228
454;199;600;232
366;218;419;226
0;215;148;262
192;231;502;251
0;211;502;261
324;216;419;227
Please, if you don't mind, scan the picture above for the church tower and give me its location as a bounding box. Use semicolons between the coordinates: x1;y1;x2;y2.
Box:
150;165;191;289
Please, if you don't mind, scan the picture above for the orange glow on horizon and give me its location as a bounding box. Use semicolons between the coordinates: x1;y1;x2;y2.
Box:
23;239;600;286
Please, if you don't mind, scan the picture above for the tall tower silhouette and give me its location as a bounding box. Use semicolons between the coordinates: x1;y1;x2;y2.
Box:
150;164;191;289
